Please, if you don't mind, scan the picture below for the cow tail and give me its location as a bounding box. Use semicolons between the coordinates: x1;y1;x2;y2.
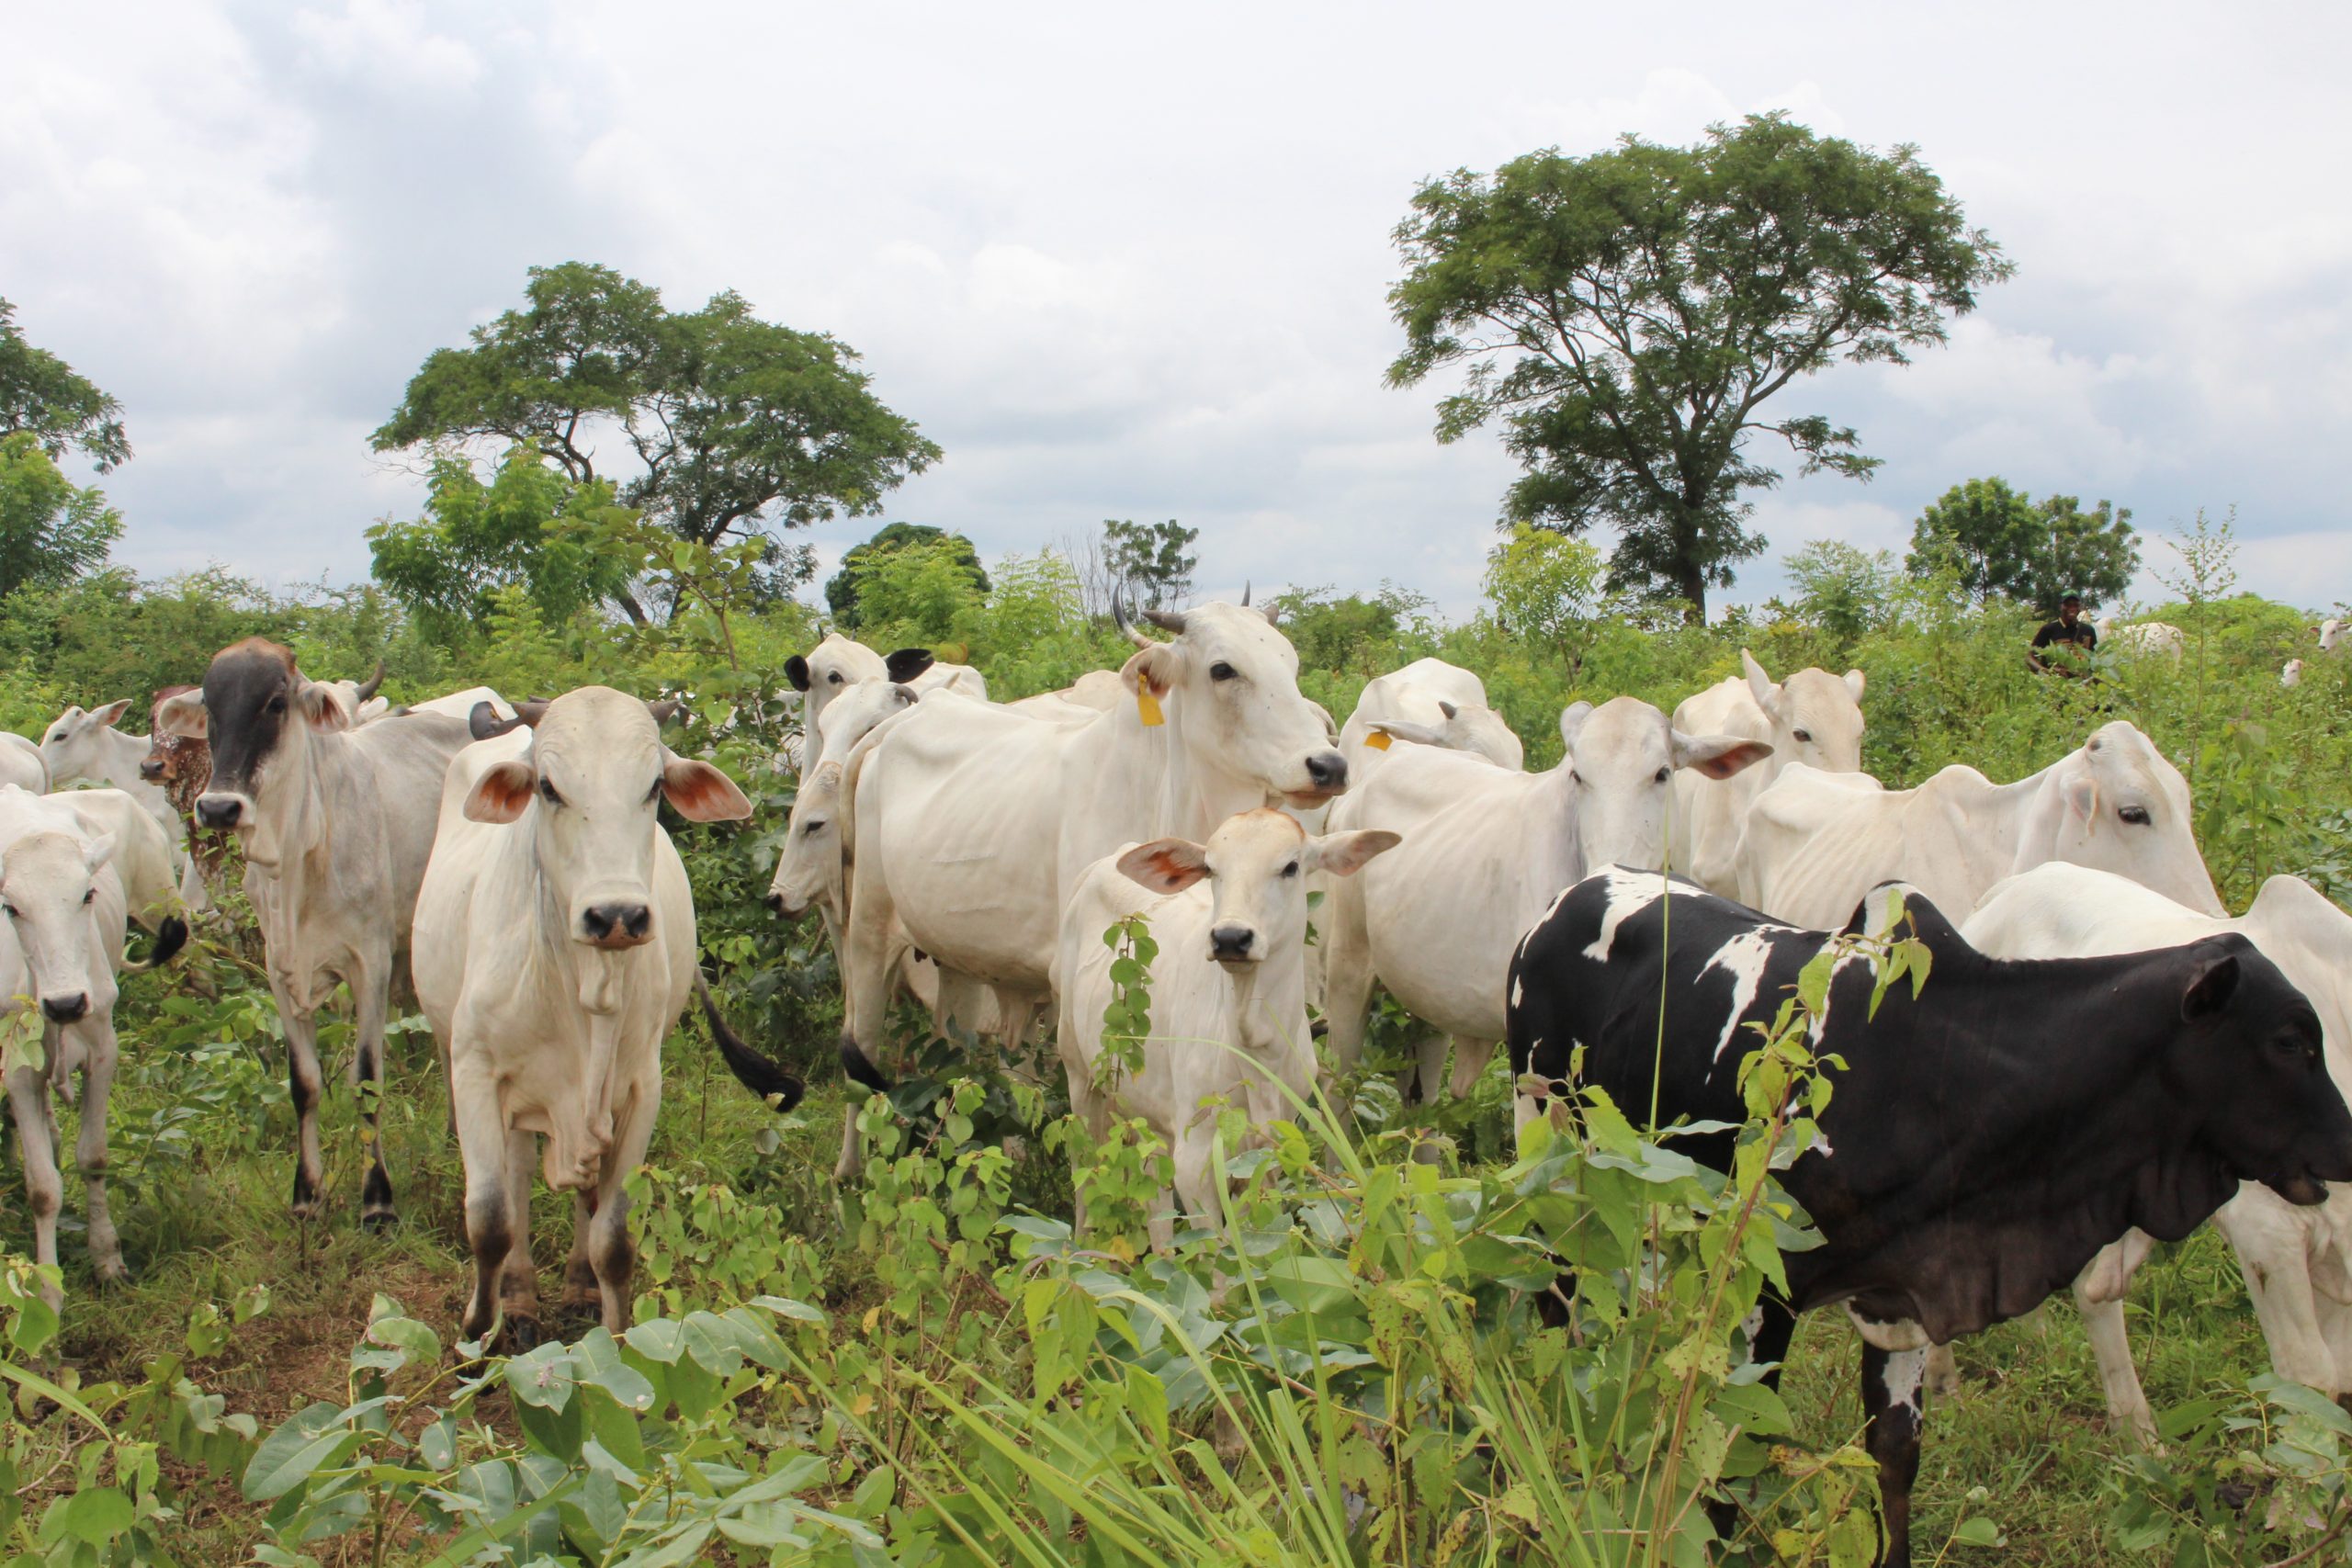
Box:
838;1034;892;1095
123;915;190;974
694;974;807;1114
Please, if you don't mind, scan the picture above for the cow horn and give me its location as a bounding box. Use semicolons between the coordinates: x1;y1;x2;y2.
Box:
1112;594;1155;650
1143;606;1188;635
468;699;548;741
1240;581;1250;607
353;661;385;703
647;699;681;725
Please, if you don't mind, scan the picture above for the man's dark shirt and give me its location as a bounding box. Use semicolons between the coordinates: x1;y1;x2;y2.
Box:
2033;618;2098;652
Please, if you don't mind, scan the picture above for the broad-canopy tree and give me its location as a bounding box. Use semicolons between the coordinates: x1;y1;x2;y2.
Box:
1388;115;2011;619
1101;518;1198;609
1907;477;2139;613
366;446;643;641
0;432;124;599
0;298;130;473
826;522;989;626
371;263;941;622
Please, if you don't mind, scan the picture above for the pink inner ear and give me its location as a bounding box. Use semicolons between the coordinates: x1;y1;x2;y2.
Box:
465;762;536;824
1691;740;1773;780
663;761;753;822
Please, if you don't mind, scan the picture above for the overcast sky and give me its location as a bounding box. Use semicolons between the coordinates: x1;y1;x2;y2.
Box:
7;1;2349;621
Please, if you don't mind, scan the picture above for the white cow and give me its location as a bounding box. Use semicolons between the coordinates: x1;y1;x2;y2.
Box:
413;688;775;1341
2097;618;2187;661
1961;863;2352;1440
2320;619;2346;655
0;785;186;1307
1668;651;1866;897
832;600;1347;1179
156;638;476;1226
0;736;45;795
1736;721;2224;930
1322;697;1770;1100
316;665;389;727
1339;658;1524;779
785;634;985;737
1057;809;1398;1247
2284;659;2304;689
1006;669;1127;721
39;700;207;909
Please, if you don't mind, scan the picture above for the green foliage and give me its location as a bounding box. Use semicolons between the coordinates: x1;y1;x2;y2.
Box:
824;522;989;628
1390;113;2011;616
0;432;123;601
1906;477;2140;614
1781;540;1898;648
1101;517;1198;609
836;533;988;643
0;298;130;473
370;261;941;567
364;446;643;638
1482;524;1621;677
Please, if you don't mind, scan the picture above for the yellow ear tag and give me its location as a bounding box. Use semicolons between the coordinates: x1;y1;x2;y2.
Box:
1363;729;1392;750
1136;688;1164;727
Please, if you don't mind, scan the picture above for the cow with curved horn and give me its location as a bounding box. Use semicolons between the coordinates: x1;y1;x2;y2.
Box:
415;687;800;1343
156;639;476;1227
827;594;1347;1179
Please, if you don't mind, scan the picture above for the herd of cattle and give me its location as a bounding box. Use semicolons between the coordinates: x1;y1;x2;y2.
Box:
2;602;2346;1562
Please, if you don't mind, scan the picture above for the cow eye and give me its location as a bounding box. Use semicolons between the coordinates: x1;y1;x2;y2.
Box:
827;672;842;684
2119;806;2151;826
83;888;95;906
646;778;664;805
1570;770;1583;785
1792;728;1813;744
1209;661;1238;682
1654;766;1670;784
804;818;826;835
539;779;564;807
1281;860;1299;878
266;696;286;714
1;905;15;919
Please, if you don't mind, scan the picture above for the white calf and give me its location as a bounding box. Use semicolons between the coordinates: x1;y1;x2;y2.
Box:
39;701;204;909
0;786;187;1308
413;688;768;1342
1056;809;1397;1247
1668;651;1866;897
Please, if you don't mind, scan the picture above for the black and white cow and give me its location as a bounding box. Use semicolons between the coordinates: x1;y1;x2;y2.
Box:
1505;866;2352;1568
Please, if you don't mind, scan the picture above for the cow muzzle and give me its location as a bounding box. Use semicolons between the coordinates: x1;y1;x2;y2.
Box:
2267;1170;2333;1207
580;901;654;949
41;993;89;1025
195;792;252;831
138;756;165;782
1209;923;1259;964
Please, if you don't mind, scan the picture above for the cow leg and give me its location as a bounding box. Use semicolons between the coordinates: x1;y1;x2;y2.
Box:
2068;1230;2161;1441
451;1055;511;1345
564;1190;601;1308
1061;1035;1109;1238
1399;1032;1444;1104
272;982;329;1219
1860;1343;1927;1568
1319;874;1376;1078
72;1016;128;1286
834;902;908;1184
1168;1125;1221;1248
354;968;397;1230
590;1081;656;1334
497;1127;541;1334
6;1065;64;1313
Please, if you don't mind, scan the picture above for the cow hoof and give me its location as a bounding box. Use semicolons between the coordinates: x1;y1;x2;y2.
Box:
94;1260;132;1290
361;1207;400;1235
499;1314;545;1352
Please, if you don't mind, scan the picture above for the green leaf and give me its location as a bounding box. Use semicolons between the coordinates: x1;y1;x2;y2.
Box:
1951;1517;2002;1547
243;1403;359;1502
38;1488;132;1548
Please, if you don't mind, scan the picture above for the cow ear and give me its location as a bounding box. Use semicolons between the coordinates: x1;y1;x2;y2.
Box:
1557;701;1594;754
298;682;353;732
784;655;811;693
154;693;207;740
662;757;754;822
82;832;119;873
1369;719;1446;749
1117;838;1209;894
1844;668;1866;702
1309;829;1401;878
2180;946;2242;1021
464;761;537;824
2065;772;2099;824
1673;732;1774;780
884;648;935;683
1741;649;1780;715
808;760;844;798
91;698;133;729
1120;643;1180;700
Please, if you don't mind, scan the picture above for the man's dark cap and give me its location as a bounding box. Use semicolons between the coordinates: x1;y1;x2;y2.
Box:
2061;592;2083;606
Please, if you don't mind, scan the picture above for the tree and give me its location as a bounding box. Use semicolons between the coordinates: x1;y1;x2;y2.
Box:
1481;524;1611;650
1905;478;2138;613
0;298;130;472
1783;539;1897;643
1388;115;2012;619
0;433;124;599
844;536;988;643
1905;477;2041;606
366;445;644;640
371;263;940;621
826;523;988;626
1101;518;1198;608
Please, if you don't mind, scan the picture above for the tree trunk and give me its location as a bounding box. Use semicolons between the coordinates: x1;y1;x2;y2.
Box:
1679;563;1708;624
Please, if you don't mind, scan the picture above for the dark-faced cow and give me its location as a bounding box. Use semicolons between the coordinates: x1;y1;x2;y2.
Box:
155;638;475;1226
1505;867;2352;1566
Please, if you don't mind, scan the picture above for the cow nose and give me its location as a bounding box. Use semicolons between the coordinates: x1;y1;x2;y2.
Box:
138;758;164;781
41;994;88;1025
764;891;786;915
195;796;242;829
1305;751;1347;792
582;902;653;945
1210;924;1256;961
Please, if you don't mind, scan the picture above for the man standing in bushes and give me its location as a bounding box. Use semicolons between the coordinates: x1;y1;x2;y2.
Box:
2030;592;2099;677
